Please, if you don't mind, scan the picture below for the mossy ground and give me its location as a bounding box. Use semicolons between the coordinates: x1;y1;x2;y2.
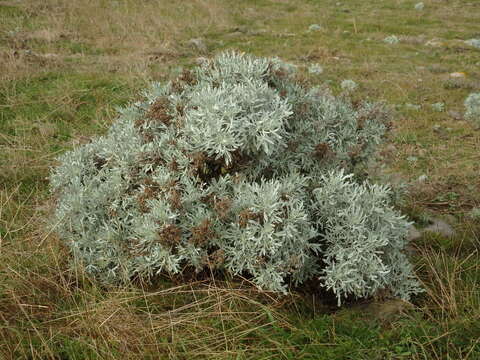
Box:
1;0;479;358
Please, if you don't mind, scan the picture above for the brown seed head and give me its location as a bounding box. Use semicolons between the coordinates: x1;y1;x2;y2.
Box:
146;97;173;126
158;224;182;247
313;142;330;160
190;219;216;246
214;197;232;219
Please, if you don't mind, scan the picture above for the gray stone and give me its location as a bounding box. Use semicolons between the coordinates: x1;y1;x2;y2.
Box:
407;225;422;241
448;110;463;120
187;38;207;53
424;218;455;238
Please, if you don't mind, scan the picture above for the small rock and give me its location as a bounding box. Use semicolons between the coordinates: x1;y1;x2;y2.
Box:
308;24;321;32
407;225;422;241
448;110;463;120
407;156;418;163
414;2;424;10
450;72;466;78
187;38;207;53
424;218;455;238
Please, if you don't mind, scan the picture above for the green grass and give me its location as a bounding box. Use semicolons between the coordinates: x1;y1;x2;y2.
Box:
1;0;479;359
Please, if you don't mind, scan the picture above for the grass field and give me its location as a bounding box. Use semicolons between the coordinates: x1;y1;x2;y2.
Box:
1;0;479;358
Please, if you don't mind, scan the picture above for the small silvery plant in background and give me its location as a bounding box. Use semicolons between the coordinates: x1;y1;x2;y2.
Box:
340;79;358;92
405;103;421;111
464;92;480;128
469;207;480;220
50;51;421;305
308;63;324;75
414;2;424;11
384;35;400;44
431;102;445;112
465;39;480;49
417;174;428;182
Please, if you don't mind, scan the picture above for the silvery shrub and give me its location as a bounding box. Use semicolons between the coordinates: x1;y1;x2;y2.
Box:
384;35;399;44
464;92;480;128
50;51;421;305
340;79;358;92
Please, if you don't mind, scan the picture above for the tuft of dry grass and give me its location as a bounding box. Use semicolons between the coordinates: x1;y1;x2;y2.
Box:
0;229;299;359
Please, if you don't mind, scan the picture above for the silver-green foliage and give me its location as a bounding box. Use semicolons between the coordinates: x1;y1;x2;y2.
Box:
464;92;480;128
50;51;420;304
